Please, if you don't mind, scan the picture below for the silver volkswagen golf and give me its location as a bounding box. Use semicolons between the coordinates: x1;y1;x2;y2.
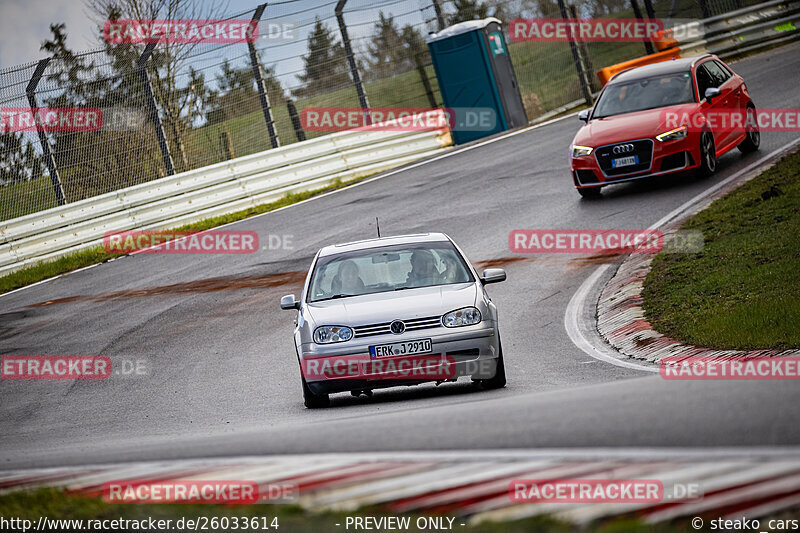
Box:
280;233;507;408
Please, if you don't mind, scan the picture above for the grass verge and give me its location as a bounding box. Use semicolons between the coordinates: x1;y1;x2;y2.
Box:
0;487;702;532
0;176;367;295
642;148;800;350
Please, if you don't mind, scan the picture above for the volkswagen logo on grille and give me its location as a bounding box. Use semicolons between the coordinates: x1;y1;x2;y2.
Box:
612;143;635;154
390;320;406;335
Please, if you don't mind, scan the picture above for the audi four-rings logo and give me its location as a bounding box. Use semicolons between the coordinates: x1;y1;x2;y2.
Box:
390;320;406;335
612;144;635;154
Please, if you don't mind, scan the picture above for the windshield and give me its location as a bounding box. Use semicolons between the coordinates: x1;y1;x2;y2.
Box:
308;241;474;302
592;72;696;119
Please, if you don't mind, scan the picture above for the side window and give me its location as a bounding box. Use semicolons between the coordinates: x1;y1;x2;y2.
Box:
695;64;714;99
704;61;730;88
713;60;733;79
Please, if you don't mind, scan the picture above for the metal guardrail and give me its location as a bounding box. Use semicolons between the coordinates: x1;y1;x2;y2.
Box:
0;122;452;278
667;0;800;57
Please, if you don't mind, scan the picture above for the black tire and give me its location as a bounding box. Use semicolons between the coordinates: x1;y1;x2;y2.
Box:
697;131;717;178
478;341;507;390
301;376;330;409
737;106;760;154
577;187;602;199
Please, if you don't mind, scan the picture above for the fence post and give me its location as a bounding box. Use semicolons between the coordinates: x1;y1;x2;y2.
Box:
568;4;598;91
219;131;235;160
642;0;657;20
137;42;175;176
630;0;656;55
26;58;66;206
335;0;370;124
431;0;446;30
249;3;280;149
415;53;437;108
286;99;306;142
698;0;712;19
557;0;593;106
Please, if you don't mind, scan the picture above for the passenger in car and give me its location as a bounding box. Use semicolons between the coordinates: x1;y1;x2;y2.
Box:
330;260;366;295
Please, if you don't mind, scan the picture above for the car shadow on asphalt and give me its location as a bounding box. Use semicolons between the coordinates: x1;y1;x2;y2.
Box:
324;380;502;409
588;151;754;201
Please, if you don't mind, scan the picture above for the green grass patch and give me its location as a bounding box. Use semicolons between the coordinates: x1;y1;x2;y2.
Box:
0;176;367;295
642;148;800;350
0;487;701;532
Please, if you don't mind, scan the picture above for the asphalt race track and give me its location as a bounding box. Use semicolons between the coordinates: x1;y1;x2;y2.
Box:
2;44;799;470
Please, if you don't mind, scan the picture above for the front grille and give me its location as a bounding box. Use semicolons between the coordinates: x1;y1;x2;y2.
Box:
353;315;442;338
595;140;653;176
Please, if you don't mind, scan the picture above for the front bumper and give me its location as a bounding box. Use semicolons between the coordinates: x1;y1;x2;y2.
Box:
300;325;500;395
571;135;701;189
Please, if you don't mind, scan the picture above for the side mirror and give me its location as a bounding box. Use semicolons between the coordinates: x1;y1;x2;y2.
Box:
578;109;590;122
704;87;721;102
480;268;506;284
280;294;300;310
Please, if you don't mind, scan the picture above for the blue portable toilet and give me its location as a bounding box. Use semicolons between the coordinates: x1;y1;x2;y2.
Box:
426;18;527;145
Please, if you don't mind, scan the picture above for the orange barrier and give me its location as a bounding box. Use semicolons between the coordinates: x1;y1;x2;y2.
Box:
596;47;682;86
653;28;680;51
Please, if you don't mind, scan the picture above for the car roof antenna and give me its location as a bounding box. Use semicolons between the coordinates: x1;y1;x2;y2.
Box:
375;217;381;238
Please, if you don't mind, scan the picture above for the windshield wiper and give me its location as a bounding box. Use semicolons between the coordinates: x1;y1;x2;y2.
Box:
317;293;355;301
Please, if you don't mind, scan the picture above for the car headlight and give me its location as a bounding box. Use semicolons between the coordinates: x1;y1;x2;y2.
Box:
442;307;482;327
656;126;688;142
313;325;353;344
571;145;593;157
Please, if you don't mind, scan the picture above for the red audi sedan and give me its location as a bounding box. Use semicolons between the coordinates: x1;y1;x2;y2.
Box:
570;54;760;198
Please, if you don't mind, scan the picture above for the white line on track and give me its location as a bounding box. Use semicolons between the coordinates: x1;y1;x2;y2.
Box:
564;136;800;372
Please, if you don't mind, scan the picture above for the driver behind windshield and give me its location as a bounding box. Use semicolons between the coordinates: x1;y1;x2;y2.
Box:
330;259;365;295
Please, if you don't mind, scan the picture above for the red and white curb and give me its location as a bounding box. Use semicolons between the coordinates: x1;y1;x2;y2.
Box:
2;451;800;525
597;251;800;365
592;140;800;367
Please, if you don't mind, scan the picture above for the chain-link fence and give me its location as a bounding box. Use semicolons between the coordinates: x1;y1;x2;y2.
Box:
0;0;759;222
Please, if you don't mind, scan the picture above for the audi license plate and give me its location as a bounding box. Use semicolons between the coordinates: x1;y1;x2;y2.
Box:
370;338;432;359
612;155;638;168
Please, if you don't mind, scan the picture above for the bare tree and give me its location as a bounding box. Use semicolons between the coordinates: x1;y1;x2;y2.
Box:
86;0;228;173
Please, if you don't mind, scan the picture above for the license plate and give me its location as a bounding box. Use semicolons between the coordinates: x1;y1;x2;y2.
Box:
370;338;432;359
612;155;638;168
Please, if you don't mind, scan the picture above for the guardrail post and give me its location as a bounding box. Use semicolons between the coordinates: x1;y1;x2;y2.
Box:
630;0;656;55
249;3;280;149
137;42;175;176
286;98;306;142
26;58;66;206
335;0;371;125
557;0;593;106
431;0;446;31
